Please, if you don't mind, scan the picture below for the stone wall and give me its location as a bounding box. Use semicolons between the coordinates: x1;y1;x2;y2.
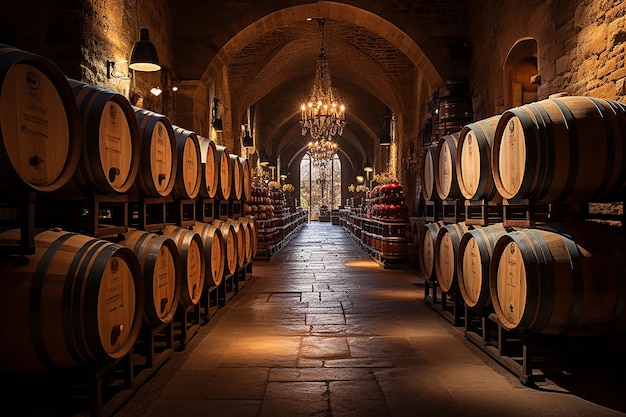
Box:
468;0;626;121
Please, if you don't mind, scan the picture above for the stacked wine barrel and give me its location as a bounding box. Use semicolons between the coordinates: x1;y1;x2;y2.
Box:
419;94;626;337
0;45;259;375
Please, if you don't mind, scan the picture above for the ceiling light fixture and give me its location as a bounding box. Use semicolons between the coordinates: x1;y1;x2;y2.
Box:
129;27;161;72
299;18;346;142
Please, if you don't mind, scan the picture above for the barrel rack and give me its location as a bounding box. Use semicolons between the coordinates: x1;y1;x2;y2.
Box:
0;189;259;417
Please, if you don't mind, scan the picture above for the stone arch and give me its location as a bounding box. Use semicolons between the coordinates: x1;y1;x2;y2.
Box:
503;38;539;110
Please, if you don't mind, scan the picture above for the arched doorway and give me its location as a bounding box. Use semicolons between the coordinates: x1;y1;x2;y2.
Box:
503;38;539;108
300;153;342;220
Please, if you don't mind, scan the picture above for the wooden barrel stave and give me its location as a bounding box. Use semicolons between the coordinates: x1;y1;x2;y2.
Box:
420;221;444;280
434;132;462;200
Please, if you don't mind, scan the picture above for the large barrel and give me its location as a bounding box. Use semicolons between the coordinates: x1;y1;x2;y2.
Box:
0;45;81;192
214;145;232;200
419;143;439;201
434;81;473;137
216;219;238;275
457;223;509;309
490;221;626;335
240;156;253;202
434;221;469;293
53;79;141;198
456;115;502;201
197;136;219;199
120;229;180;326
0;228;143;374
434;132;462;200
132;108;178;198
171;126;202;199
192;221;225;287
420;221;443;280
492;96;626;203
229;153;243;200
161;225;205;307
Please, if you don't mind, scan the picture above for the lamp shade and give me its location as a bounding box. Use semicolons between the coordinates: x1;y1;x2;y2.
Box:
242;130;254;147
129;28;161;72
363;159;373;172
212;117;224;132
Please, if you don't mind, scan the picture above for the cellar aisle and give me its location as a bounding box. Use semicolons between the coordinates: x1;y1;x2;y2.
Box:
115;221;626;417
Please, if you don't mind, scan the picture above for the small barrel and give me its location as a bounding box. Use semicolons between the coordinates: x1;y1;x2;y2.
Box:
214;145;232;200
197;136;219;199
490;221;626;335
434;132;462;200
0;45;81;192
216;219;238;276
229;153;243;201
120;229;180;326
161;225;205;307
492;96;626;203
434;221;469;293
56;79;141;197
171;126;202;199
132;107;178;198
240;156;252;202
456;115;502;201
192;221;225;287
0;228;144;374
457;223;509;309
420;221;444;280
419;143;439;201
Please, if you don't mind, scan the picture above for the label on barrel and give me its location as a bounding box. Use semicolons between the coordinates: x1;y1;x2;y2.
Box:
2;65;69;186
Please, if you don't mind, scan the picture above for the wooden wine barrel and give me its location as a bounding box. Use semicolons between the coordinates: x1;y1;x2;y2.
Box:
229;153;243;200
490;221;626;335
197;136;219;199
216;219;238;275
243;216;258;262
171;126;202;199
456;115;502;201
434;132;462;200
419;143;439;201
0;45;81;192
162;225;205;307
228;218;247;268
420;221;444;280
0;228;143;374
457;223;508;309
120;229;180;326
132;107;178;198
492;96;626;203
192;221;225;287
434;221;469;293
51;79;141;198
240;156;252;202
214;145;232;200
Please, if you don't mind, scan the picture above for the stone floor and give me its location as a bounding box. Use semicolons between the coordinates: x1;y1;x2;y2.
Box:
115;221;626;417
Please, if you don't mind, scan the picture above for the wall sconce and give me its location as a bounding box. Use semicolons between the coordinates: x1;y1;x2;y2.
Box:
106;60;132;80
212;97;223;132
129;27;161;72
241;125;254;147
150;87;162;96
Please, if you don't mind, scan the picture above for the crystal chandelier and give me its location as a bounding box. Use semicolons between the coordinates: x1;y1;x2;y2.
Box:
300;18;346;142
308;138;338;161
